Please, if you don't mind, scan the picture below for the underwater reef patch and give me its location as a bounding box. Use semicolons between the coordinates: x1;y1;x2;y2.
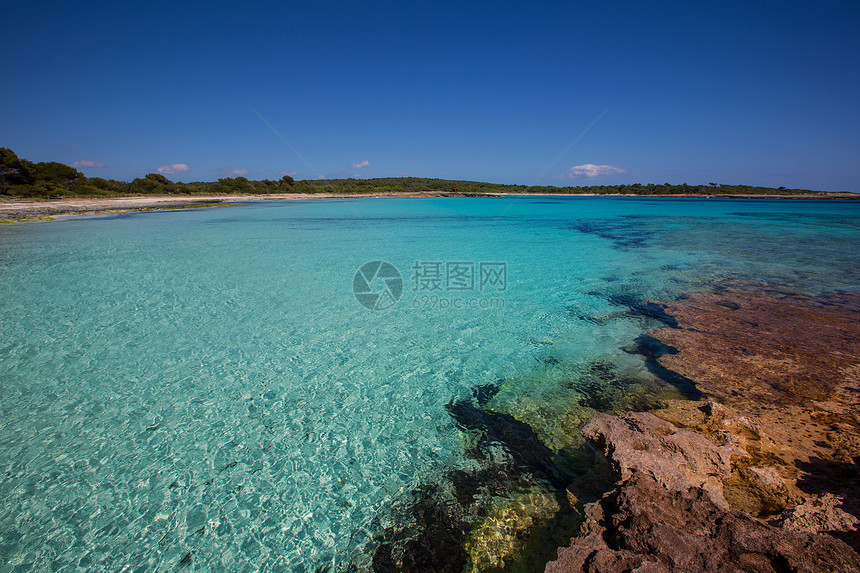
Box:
369;349;694;571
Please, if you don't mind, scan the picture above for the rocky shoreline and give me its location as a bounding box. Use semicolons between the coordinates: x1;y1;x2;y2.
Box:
547;284;860;572
365;283;860;571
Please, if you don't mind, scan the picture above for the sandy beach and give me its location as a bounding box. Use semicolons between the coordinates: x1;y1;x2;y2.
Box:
0;192;469;222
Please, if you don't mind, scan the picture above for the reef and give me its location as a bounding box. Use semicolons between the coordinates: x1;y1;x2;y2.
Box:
370;381;611;572
548;284;860;572
368;337;693;570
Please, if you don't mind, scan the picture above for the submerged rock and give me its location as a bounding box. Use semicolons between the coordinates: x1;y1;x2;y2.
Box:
463;485;566;572
370;461;589;573
372;378;614;571
445;397;573;488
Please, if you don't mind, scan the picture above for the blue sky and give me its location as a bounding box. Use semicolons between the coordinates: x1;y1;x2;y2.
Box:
2;1;859;191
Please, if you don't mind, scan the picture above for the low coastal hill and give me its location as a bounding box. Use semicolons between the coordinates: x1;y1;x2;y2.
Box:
2;148;854;200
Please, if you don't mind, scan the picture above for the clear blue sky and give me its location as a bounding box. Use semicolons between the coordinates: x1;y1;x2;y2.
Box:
2;0;859;191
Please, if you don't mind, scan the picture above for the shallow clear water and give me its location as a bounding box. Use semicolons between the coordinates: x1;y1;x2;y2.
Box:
1;197;859;571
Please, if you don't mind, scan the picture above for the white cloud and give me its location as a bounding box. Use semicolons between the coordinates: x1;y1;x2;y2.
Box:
69;160;105;169
157;163;191;175
280;170;298;177
219;168;249;177
568;164;626;178
350;160;371;169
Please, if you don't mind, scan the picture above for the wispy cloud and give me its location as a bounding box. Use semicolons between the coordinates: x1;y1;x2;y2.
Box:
69;160;105;169
568;163;626;178
350;160;371;169
280;170;298;177
219;168;249;177
157;163;191;175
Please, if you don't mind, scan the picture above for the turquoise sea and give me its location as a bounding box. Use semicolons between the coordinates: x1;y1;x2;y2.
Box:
1;197;859;571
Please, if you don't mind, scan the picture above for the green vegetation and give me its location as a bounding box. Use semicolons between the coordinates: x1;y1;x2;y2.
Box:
0;148;827;199
0;148;295;198
281;178;824;197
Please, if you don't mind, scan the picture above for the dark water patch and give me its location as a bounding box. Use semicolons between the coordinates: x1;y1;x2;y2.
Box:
712;298;742;310
369;458;590;573
631;301;679;328
446;399;572;489
371;449;610;572
371;480;471;573
469;380;502;406
588;359;615;376
178;551;193;567
660;262;694;272
603;292;639;308
577;384;615;411
598;293;680;328
567;219;656;249
561;359;673;413
370;456;533;572
371;376;617;571
811;291;860;312
625;334;678;358
571;213;716;250
565;304;607;324
624;335;702;399
371;325;706;570
571;291;680;327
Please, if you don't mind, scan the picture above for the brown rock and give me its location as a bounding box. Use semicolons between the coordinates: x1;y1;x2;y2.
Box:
583;412;734;509
549;285;860;571
649;288;860;411
780;494;860;535
547;473;860;573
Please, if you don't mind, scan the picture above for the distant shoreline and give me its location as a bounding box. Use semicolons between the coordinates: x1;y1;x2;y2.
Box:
1;191;859;222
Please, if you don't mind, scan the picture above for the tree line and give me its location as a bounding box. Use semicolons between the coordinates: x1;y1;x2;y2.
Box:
0;148;295;198
0;148;821;198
